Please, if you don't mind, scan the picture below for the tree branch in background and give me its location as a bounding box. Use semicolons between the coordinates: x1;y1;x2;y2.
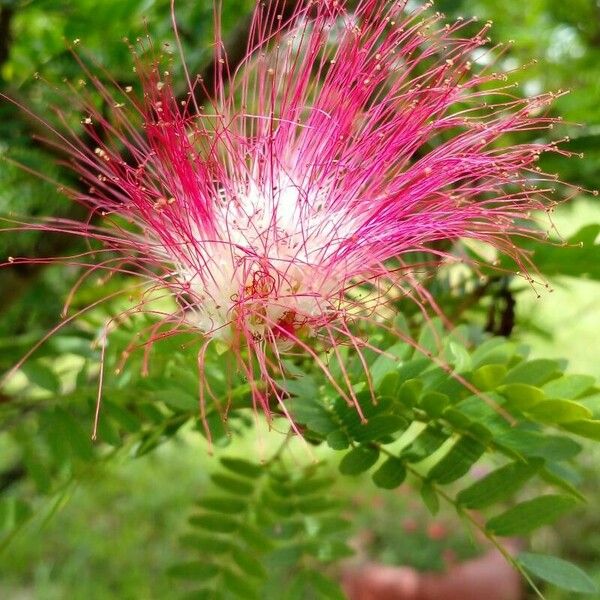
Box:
0;5;14;74
0;464;26;494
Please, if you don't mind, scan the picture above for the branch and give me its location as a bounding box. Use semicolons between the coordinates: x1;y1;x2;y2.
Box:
0;464;26;494
0;5;14;73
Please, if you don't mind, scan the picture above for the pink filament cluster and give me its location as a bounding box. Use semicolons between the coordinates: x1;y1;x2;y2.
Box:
3;1;574;430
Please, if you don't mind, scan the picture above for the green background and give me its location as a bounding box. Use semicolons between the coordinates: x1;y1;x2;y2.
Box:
0;1;599;598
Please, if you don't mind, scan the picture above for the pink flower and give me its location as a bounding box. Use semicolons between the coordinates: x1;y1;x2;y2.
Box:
3;1;572;435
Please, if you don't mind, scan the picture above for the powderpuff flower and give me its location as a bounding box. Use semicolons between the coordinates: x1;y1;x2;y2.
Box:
2;1;573;433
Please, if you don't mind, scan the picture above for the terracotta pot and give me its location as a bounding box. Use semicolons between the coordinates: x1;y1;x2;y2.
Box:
342;546;523;600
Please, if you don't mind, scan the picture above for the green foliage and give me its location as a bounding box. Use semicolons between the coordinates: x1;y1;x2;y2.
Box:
3;308;599;595
1;0;600;597
169;458;349;599
280;322;600;593
500;225;600;282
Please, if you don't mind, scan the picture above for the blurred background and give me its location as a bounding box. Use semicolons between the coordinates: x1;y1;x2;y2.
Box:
0;0;599;598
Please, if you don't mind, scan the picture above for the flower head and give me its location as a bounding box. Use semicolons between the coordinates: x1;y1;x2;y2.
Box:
3;1;572;431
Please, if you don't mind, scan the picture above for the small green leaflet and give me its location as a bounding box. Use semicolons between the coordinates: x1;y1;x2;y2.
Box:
457;460;542;509
486;495;577;536
339;446;379;475
527;400;592;424
518;552;598;595
427;436;486;484
372;457;407;489
420;482;440;515
562;419;600;441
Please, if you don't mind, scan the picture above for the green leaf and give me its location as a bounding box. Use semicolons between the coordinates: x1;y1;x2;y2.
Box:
372;457;407;489
471;338;515;368
396;358;430;382
499;384;545;411
238;523;274;552
370;341;411;386
102;401;141;433
180;534;234;554
540;466;586;502
496;429;582;461
471;364;507;391
543;375;596;399
231;547;268;580
417;319;444;356
285;573;310;600
272;543;312;570
402;426;449;463
295;496;339;514
38;411;69;465
316;540;355;561
21;361;60;394
211;474;254;496
197;496;247;514
397;378;423;408
220;458;263;479
289;399;337;435
280;374;318;399
133;432;163;458
561;419;600;441
0;498;32;532
419;392;450;418
20;442;52;493
222;567;259;599
162;390;197;411
486;495;577;536
167;561;219;580
378;372;400;397
447;341;472;373
318;517;352;535
335;392;389;423
305;569;346;600
420;482;440;515
504;359;560;386
518;552;598;595
41;407;95;463
326;430;350;450
189;514;240;533
259;490;289;517
427;436;486;484
527;400;592;424
58;407;96;461
457;460;542;509
268;519;305;541
350;415;406;443
339;446;379;475
442;408;472;429
292;476;335;496
94;415;121;447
